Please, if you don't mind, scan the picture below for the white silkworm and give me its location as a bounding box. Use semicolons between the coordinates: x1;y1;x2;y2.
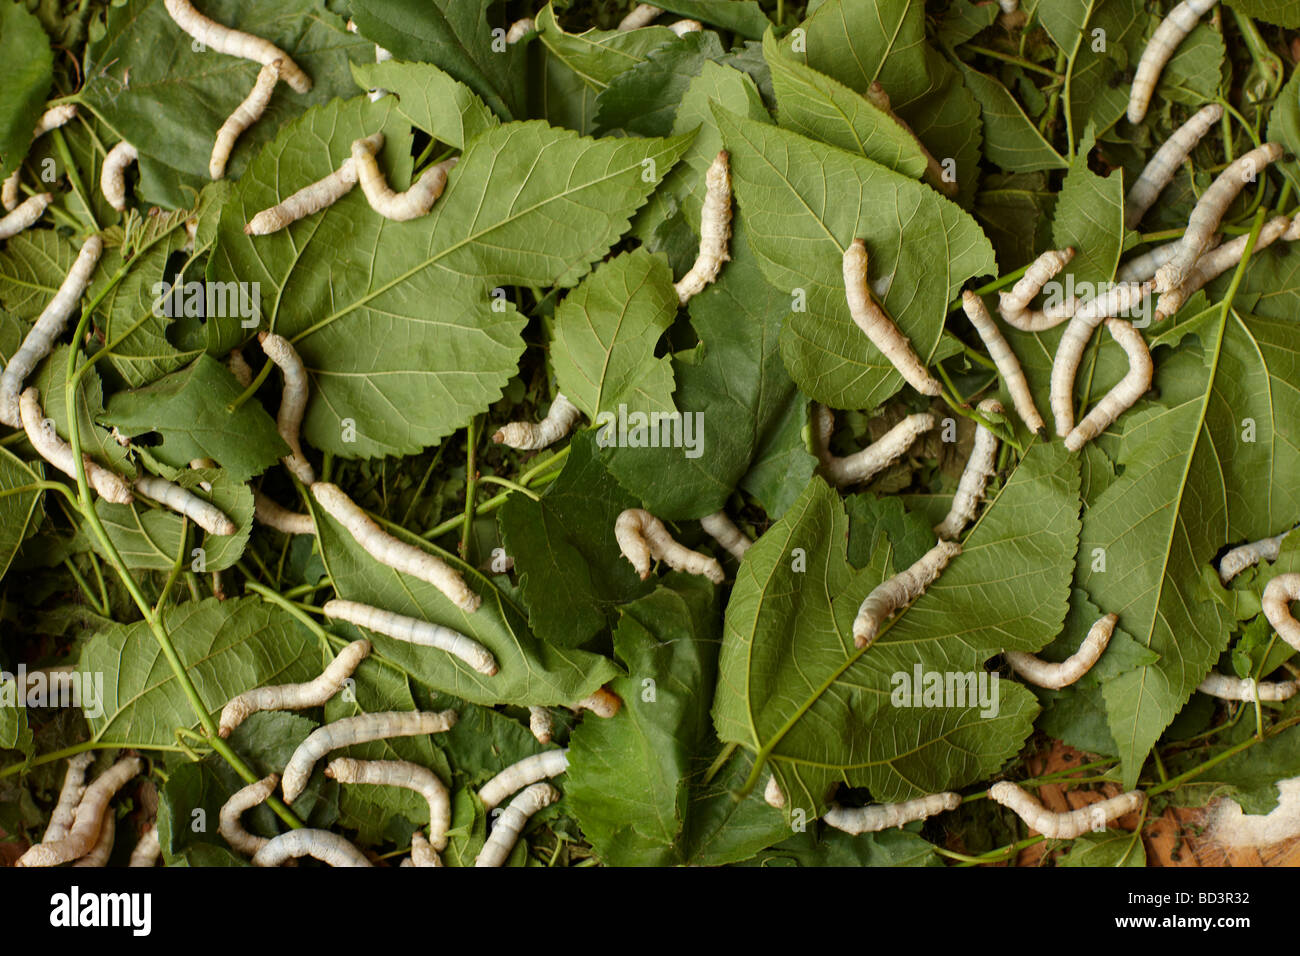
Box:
227;347;253;387
280;709;458;804
257;331;314;484
1198;672;1297;702
843;239;942;396
20;389;134;504
674;151;732;305
1154;142;1284;293
997;248;1077;332
100;141;138;213
0;234;103;427
1116;235;1214;283
960;292;1044;434
493;392;582;450
403;831;442;867
71;810;115;867
764;776;785;809
1262;574;1300;653
325;758;451;851
813;404;935;488
573;687;622;718
1063;318;1152;452
615;508;724;584
244;135;382;235
2;104;77;211
989;781;1144;839
1218;529;1292;585
1125;103;1222;229
134;474;236;534
16;756;142;867
853;539;961;648
478;749;569;811
252;829;372;867
43;752;95;844
618;3;661;29
1004;613;1118;689
700;510;752;560
505;18;534;43
310;482;481;612
163;0;311;93
528;706;554;745
209;61;279;179
252;489;315;534
1155;216;1292;321
219;773;278;856
934;399;1002;541
128;825;161;867
322;599;497;676
352;136;456;221
823;792;961;835
219;638;370;738
474;782;559;867
997;0;1020;11
668;19;702;35
864;82;958;198
0;192;52;239
1127;0;1218;124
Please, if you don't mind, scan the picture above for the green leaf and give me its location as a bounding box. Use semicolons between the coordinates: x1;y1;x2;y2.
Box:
536;4;676;93
647;1;771;39
1058;829;1147;866
596;30;725;137
1051;125;1125;284
1037;0;1147;139
0;229;78;321
958;63;1067;173
781;0;929;104
1159;24;1228;108
1221;0;1300;28
350;60;498;149
1268;64;1300;194
739;826;942;866
0;2;53;181
31;345;133;480
0;445;44;583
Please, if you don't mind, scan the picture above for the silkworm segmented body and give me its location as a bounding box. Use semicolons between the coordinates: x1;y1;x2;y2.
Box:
1117;235;1215;283
961;292;1044;434
101;141;138;212
505;18;534;43
493;393;582;450
16;756;142;867
20;389;134;504
1127;0;1218;124
1218;529;1292;585
134;474;237;535
989;781;1144;839
843;239;941;396
210;61;279;179
1063;319;1152;452
813;404;935;488
219;773;278;856
252;829;372;867
934;399;1002;541
252;489;315;534
573;687;622;718
864;82;957;198
218;638;371;738
71;811;115;867
403;831;442;867
478;749;569;811
674;151;732;305
700;510;752;560
43;752;95;844
823;791;961;835
618;3;661;29
0;192;52;239
1155;216;1292;321
128;826;161;867
325;758;451;851
528;706;554;744
853;539;961;648
1004;613;1118;689
1262;574;1300;652
322;599;497;676
997;248;1077;331
615;508;724;584
668;19;702;35
1198;672;1297;702
352;137;456;222
227;347;253;387
244;135;382;235
2;104;77;211
764;776;785;809
474;782;559;867
163;0;311;93
1125;104;1222;229
257;331;314;484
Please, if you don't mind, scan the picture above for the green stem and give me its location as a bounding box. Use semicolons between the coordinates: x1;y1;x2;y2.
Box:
1061;29;1085;161
63;557;108;617
227;359;272;412
964;44;1062;78
154;519;188;616
460;416;480;560
476;474;539;500
0;740;193;781
50;129;99;232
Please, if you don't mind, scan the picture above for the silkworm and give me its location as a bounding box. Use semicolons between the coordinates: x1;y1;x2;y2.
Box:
960;293;1044;434
1125;104;1223;229
218;772;278;856
219;638;371;738
1004;613;1118;689
1116;235;1216;283
997;0;1020;11
618;3;661;29
863;83;957;199
227;347;253;387
1127;0;1219;124
244;135;382;235
43;752;95;843
700;510;752;560
71;811;115;867
1197;672;1297;702
128;825;161;867
0;192;52;240
474;782;559;867
988;781;1145;839
253;489;315;534
813;404;935;488
252;829;372;867
668;19;702;35
1262;573;1300;652
1063;318;1152;452
997;248;1077;332
843;239;942;396
134;474;236;534
493;392;582;450
163;0;311;93
16;755;142;867
1218;529;1292;585
853;539;961;648
0;234;103;428
20;389;134;504
2;104;77;211
403;830;442;867
573;687;622;718
505;18;534;43
764;776;785;809
615;508;724;584
209;61;279;179
1154;142;1284;293
257;331;314;484
351;135;456;221
674;151;732;305
528;706;554;744
1155;215;1292;321
322;599;497;676
934;399;1002;541
100;141;138;213
478;749;569;811
280;710;459;803
325;758;451;851
823;792;961;835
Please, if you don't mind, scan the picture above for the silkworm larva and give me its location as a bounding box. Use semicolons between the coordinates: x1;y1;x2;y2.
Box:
218;773;279;856
615;508;724;584
853;539;961;648
823;791;961;835
128;825;161;867
325;758;451;851
352;136;456;222
2;104;77;211
0;192;52;239
843;239;942;396
16;756;142;867
310;482;481;611
1125;104;1223;229
492;392;582;450
505;18;534;42
322;599;497;676
1117;235;1216;283
243;135;382;235
257;331;314;484
988;781;1145;839
219;638;371;738
764;775;785;808
668;19;702;35
997;0;1019;11
253;489;315;534
20;389;134;504
618;3;661;29
700;510;752;560
100;141;138;213
961;291;1044;434
1197;672;1297;702
863;83;958;199
1155;216;1291;321
0;234;103;427
43;752;95;844
133;474;237;535
1063;319;1152;452
934;399;1002;541
1218;529;1292;585
573;687;622;718
478;749;569;811
1004;613;1118;689
280;710;458;804
227;347;253;387
674;151;732;305
474;782;559;867
252;829;373;867
528;706;554;744
71;811;115;867
1154;142;1284;293
1127;0;1218;124
814;404;935;488
209;61;279;179
997;248;1077;332
163;0;311;93
404;830;442;867
1262;574;1300;653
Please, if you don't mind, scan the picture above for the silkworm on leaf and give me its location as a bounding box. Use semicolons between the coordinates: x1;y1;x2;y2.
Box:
243;134;381;235
252;829;372;867
71;811;115;867
310;481;481;611
668;19;702;34
219;638;370;738
1218;529;1292;585
618;3;661;29
674;151;732;305
163;0;311;93
934;399;1002;541
43;752;95;843
1064;319;1153;452
322;599;497;675
257;331;314;484
853;539;961;648
478;749;569;811
1127;0;1219;124
1;104;76;211
493;392;582;450
700;510;752;560
823;792;961;835
573;686;622;718
960;292;1044;434
863;83;957;198
1155;216;1292;321
843;239;942;396
615;508;724;584
352;138;457;222
325;758;451;851
1262;574;1300;652
100;141;138;212
505;18;534;42
209;61;279;179
280;709;458;803
253;489;314;535
764;776;785;809
989;781;1144;839
227;347;253;387
128;825;161;867
474;782;559;867
20;389;134;504
528;706;554;744
1004;613;1118;689
813;404;935;488
997;248;1077;332
403;830;442;867
16;756;142;867
1125;104;1223;229
1198;672;1297;702
0;192;52;240
133;474;236;535
218;773;278;856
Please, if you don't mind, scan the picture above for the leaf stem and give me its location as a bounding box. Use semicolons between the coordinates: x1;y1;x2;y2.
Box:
964;44;1062;79
476;474;540;499
226;359;272;412
461;415;480;560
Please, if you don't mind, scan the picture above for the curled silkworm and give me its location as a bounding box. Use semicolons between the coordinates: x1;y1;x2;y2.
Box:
210;61;279;179
100;142;138;212
1155;216;1292;321
280;709;458;803
1125;104;1223;229
128;825;161;867
244;134;382;235
474;782;559;867
20;389;134;504
934;399;1002;541
764;776;785;809
71;811;115;867
1262;574;1300;653
493;393;582;450
528;706;554;745
960;292;1044;434
16;756;142;867
253;489;315;534
1218;529;1292;585
1127;0;1218;124
813;404;934;488
989;781;1144;839
352;136;456;221
322;599;497;675
1198;672;1297;702
0;192;52;240
853;539;961;648
668;19;702;35
700;510;752;560
478;749;569;811
1116;235;1215;283
997;248;1077;332
252;829;372;867
505;18;534;43
219;638;370;738
257;331;314;484
1004;613;1118;689
573;687;622;718
863;82;957;198
163;0;311;93
227;347;253;387
0;234;103;427
2;104;77;211
674;151;732;305
1063;319;1152;452
43;752;95;844
843;239;941;396
618;3;661;29
310;482;480;611
823;791;961;835
134;474;236;535
325;758;451;851
404;831;442;867
218;773;278;856
615;508;724;584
